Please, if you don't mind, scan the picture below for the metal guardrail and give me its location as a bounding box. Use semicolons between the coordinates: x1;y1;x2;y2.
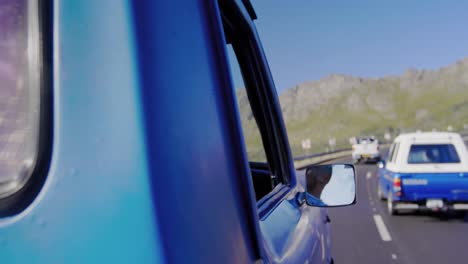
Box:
293;148;351;161
294;149;352;170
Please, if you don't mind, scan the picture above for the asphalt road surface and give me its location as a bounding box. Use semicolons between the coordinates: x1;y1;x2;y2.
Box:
325;154;468;264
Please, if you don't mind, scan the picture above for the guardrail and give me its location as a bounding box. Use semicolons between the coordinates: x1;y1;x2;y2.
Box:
294;148;352;170
293;148;350;161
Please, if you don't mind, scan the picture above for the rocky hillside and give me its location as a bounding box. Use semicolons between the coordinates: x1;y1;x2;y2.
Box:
237;57;468;158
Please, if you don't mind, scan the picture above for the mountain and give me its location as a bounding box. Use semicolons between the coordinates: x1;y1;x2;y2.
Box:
237;57;468;158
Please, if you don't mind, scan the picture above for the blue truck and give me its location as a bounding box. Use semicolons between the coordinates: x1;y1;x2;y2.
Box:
378;132;468;215
0;0;356;263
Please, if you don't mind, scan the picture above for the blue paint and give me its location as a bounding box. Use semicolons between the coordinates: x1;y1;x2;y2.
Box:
0;1;351;263
0;1;163;263
380;169;468;202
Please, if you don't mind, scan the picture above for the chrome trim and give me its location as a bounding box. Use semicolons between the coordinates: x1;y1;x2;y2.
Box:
453;204;468;210
395;204;419;209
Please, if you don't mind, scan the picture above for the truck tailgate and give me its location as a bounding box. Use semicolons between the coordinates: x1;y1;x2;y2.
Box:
354;143;378;154
401;172;468;201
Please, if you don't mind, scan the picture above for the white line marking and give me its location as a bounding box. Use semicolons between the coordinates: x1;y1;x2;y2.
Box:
366;171;372;179
373;214;392;242
321;233;325;261
391;254;397;260
372;208;376;212
370;201;374;205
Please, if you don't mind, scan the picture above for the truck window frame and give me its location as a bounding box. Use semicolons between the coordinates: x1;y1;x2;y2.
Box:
0;0;53;217
218;0;296;217
391;142;400;163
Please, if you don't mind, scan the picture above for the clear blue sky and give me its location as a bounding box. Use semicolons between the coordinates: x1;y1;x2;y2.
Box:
250;0;468;92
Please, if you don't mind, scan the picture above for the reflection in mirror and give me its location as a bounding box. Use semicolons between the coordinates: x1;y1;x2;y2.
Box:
377;160;385;169
305;164;356;207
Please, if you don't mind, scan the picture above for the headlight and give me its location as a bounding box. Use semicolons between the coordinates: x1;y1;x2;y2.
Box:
0;0;42;199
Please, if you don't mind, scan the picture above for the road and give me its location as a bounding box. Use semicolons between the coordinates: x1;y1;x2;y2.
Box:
326;155;468;264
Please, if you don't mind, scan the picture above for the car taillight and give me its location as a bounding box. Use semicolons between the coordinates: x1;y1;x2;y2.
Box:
0;0;42;199
393;177;402;196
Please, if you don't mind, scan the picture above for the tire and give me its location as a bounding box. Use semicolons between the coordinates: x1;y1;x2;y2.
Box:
377;184;386;201
387;194;398;215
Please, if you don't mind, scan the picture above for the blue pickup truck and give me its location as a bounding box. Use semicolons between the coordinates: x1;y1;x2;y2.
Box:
378;132;468;215
0;0;356;263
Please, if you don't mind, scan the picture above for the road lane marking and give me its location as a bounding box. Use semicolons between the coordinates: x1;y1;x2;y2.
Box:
321;233;325;261
370;201;374;205
391;254;397;260
366;171;372;179
372;208;376;212
373;214;392;242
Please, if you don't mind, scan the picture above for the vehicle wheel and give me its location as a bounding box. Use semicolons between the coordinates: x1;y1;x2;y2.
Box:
387;194;398;215
378;184;386;201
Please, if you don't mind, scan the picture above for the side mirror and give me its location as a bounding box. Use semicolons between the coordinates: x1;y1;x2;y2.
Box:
377;160;386;169
304;164;356;207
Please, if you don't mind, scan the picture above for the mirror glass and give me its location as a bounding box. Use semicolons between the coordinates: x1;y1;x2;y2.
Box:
377;160;385;169
305;164;356;207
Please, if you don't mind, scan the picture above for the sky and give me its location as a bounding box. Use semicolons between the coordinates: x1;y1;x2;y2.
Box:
250;0;468;93
321;165;355;205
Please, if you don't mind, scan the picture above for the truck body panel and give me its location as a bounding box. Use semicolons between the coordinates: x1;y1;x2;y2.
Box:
0;1;340;263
